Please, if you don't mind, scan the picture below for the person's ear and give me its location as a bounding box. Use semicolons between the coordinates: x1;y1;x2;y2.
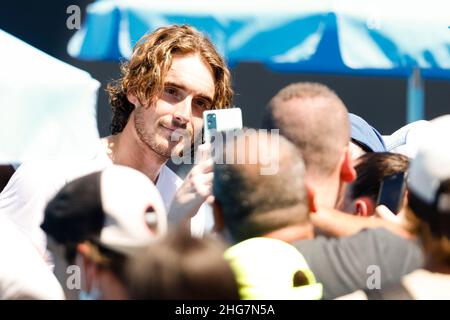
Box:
402;189;409;209
212;200;224;233
340;148;357;183
76;243;99;293
354;197;375;217
126;92;140;108
305;183;317;213
76;243;101;292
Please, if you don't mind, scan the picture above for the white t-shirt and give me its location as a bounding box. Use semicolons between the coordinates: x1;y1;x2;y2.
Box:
0;140;210;256
0;214;65;300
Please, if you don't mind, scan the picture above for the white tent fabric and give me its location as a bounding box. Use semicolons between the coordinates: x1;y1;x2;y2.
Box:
0;29;101;164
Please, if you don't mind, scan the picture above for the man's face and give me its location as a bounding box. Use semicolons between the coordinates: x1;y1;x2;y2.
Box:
133;53;215;158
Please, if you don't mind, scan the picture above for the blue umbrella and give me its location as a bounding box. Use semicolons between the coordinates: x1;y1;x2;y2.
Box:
68;0;450;121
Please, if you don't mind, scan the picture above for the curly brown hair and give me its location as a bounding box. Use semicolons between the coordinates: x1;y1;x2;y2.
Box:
107;25;233;134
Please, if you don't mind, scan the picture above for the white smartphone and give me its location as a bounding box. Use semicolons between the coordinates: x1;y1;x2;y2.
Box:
202;108;243;232
203;108;243;143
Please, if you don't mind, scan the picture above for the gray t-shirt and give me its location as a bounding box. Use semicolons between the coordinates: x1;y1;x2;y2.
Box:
292;228;424;300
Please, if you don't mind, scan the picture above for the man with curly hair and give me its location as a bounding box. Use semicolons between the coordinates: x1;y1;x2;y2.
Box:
107;25;232;161
0;25;233;258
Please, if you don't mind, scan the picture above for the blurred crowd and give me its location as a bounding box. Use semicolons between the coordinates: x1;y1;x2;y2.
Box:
1;25;449;300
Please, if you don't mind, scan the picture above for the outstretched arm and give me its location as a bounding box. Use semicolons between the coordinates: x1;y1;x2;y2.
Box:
310;206;413;240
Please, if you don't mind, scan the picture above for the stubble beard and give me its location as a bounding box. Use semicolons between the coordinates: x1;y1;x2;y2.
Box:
134;107;190;160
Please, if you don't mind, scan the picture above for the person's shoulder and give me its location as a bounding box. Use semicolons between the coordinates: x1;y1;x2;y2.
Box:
0;155;110;212
341;228;423;271
14;140;111;183
293;228;414;256
356;227;417;246
0;160;67;199
291;235;331;259
11;159;66;179
360;227;398;237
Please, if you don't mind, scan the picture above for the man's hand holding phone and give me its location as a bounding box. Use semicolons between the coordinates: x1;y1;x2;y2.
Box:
374;172;409;228
168;108;243;230
168;144;213;224
374;204;405;226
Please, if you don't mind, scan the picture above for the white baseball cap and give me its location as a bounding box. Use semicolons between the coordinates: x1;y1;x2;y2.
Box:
382;120;432;159
42;165;167;255
407;115;450;235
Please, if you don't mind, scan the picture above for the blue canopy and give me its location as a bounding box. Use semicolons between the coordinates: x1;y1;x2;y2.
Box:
68;0;450;120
